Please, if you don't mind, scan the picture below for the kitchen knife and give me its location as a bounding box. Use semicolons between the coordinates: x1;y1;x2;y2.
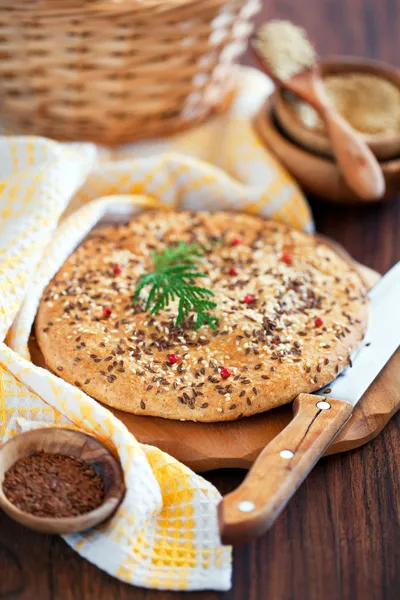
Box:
218;261;400;545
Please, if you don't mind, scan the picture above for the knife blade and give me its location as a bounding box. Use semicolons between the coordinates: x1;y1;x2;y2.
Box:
319;260;400;404
219;262;400;544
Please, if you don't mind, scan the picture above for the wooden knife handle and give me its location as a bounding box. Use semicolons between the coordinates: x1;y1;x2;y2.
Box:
218;393;353;545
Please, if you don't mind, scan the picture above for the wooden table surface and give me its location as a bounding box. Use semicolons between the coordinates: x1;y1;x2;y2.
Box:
1;1;399;599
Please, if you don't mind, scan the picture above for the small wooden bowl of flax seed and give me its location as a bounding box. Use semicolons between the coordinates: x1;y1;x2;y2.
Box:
275;57;400;162
0;428;125;534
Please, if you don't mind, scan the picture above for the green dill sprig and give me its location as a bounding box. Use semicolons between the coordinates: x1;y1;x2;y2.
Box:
134;242;218;330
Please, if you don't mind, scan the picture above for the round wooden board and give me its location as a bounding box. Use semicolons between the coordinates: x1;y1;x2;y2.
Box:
111;347;400;471
28;241;399;473
109;258;399;472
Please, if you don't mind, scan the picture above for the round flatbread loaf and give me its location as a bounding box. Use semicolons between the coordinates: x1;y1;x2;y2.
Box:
36;211;368;422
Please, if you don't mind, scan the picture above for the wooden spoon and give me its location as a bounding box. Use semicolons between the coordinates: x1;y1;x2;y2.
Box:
252;39;386;201
0;428;125;534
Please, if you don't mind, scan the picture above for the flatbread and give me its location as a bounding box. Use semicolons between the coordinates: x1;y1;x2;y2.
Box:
36;211;368;422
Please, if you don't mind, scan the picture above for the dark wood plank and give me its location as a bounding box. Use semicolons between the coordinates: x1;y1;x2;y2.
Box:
1;1;399;599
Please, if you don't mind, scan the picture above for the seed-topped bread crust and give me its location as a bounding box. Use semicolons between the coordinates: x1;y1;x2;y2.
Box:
36;211;368;422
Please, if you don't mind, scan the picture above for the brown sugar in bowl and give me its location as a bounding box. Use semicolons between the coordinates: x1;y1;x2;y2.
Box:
254;95;400;204
274;57;400;162
0;428;125;534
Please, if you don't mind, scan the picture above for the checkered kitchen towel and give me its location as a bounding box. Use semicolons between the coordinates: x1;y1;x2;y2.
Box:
0;66;311;591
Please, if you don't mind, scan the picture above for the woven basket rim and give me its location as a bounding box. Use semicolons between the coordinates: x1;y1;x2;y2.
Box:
0;0;257;145
0;0;224;16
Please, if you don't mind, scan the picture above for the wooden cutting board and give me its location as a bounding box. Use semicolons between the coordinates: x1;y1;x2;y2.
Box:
29;243;400;473
111;347;399;472
108;257;399;472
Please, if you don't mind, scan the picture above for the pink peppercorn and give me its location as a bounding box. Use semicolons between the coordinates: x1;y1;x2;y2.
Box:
168;354;180;364
220;368;231;379
282;252;292;265
243;294;255;304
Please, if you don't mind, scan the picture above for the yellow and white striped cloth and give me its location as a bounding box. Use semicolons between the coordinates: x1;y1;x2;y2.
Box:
0;67;311;591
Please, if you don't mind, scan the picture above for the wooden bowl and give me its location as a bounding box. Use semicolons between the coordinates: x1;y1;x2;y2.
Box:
0;428;125;534
254;96;400;204
275;57;400;162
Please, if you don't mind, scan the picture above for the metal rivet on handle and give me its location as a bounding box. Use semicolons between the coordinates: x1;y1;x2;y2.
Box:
316;401;331;410
280;449;294;459
238;501;255;513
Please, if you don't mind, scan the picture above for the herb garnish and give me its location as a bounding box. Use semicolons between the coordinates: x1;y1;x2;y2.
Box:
134;242;218;330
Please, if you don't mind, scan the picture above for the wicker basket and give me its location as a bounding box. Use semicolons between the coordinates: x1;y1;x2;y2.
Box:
0;0;260;145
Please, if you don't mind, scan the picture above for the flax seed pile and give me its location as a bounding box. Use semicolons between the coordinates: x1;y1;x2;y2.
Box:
35;212;368;422
3;451;104;518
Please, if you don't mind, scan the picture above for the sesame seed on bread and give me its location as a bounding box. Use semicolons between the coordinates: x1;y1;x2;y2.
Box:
35;211;368;422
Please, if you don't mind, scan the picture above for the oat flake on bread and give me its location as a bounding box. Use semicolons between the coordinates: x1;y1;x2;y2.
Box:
35;212;368;422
